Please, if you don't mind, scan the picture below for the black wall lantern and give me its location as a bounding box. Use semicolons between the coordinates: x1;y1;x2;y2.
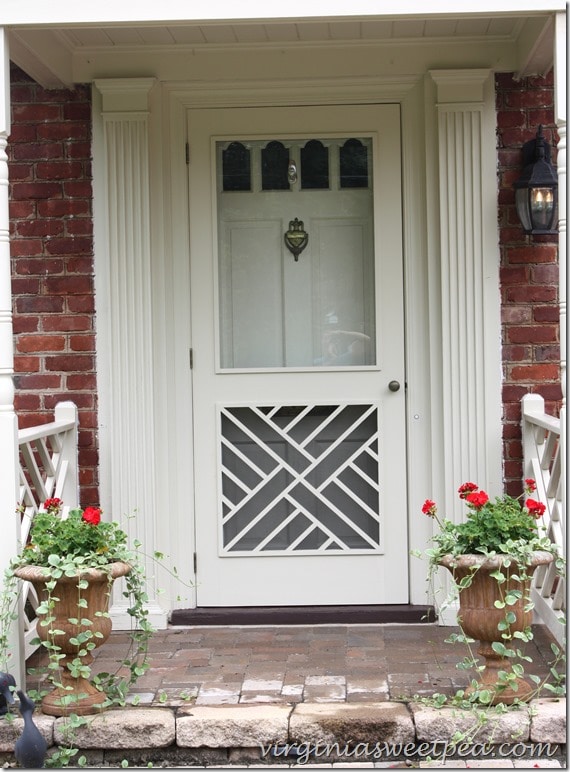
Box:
513;125;558;235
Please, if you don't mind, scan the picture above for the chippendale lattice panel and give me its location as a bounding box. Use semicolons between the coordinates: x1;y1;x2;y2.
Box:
219;403;382;554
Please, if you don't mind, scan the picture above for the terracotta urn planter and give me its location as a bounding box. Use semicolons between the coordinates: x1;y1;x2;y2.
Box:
440;551;553;705
15;561;131;717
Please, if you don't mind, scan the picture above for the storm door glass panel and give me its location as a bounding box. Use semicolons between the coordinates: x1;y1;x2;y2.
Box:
217;137;376;369
222;142;251;191
340;139;369;189
262;141;290;190
301;140;329;189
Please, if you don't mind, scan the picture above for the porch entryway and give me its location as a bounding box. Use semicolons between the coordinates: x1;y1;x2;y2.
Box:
188;104;408;607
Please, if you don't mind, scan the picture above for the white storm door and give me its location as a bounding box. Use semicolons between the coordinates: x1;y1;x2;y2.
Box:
188;104;407;606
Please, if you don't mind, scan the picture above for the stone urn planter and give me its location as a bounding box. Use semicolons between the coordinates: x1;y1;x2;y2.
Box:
15;561;131;717
439;551;554;705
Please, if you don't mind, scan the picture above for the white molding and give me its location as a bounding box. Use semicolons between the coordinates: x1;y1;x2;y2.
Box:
430;68;490;103
92;78;168;628
94;78;157;112
430;69;503;524
164;78;430;609
0;28;23;684
163;75;419;109
554;12;566;409
1;0;566;25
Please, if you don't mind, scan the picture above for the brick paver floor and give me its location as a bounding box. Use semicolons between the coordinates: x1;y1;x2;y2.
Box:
25;622;561;708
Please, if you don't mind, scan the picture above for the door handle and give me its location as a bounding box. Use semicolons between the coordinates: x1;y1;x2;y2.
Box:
388;380;401;392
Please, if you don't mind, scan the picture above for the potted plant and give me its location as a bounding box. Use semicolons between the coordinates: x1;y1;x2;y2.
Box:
9;498;152;717
421;479;563;705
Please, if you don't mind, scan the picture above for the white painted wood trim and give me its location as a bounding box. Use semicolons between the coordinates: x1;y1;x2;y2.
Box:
0;27;24;684
164;78;430;610
1;0;566;25
554;12;566;410
430;68;503;521
92;78;168;628
426;70;503;626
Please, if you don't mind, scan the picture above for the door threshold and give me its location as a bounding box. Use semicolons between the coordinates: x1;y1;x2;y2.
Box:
170;604;435;626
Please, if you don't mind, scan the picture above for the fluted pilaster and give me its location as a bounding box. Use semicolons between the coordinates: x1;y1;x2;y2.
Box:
430;70;503;519
93;78;166;626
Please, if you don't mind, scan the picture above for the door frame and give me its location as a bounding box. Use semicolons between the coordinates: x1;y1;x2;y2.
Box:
160;76;433;611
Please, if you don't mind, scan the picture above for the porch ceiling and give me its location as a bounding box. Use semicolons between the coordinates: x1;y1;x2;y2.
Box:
6;11;557;89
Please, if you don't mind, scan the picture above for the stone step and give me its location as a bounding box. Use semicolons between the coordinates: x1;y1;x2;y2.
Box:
0;697;564;768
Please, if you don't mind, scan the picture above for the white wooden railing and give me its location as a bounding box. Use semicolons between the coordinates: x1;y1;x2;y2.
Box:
17;401;79;657
522;393;566;645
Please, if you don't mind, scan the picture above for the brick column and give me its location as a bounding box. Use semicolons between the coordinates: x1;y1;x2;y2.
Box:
496;72;561;495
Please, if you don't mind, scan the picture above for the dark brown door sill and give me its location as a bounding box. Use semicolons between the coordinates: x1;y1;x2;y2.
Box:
170;605;435;626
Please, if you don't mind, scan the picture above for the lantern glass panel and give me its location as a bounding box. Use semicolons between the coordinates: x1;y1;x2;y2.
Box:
530;187;556;231
515;188;533;232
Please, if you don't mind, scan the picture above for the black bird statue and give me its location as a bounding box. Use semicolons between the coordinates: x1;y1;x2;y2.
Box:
14;690;47;769
0;671;15;715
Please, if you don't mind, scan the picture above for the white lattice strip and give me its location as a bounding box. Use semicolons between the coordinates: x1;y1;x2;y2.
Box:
282;493;351;551
296;404;347;448
35;436;58;479
255;509;304;551
332;475;380;522
222;464;284;527
221;434;267;482
221;464;252;498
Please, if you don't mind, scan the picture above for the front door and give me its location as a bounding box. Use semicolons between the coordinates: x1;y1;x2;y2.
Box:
188;104;407;606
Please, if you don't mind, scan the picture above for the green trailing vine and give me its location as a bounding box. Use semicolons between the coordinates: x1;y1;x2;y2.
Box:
408;478;566;757
0;499;192;767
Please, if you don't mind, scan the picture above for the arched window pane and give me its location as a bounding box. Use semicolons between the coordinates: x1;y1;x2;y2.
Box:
262;141;290;190
301;140;329;189
340;139;368;189
222;142;251;191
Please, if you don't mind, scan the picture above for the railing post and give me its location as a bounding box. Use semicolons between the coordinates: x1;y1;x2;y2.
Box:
521;393;544;477
54;401;79;508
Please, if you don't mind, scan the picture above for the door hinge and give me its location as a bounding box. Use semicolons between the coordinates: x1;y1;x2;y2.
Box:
193;551;197;574
185;142;190;165
189;348;193;369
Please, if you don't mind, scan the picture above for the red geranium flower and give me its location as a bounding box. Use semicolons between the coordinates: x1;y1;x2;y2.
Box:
526;498;546;519
465;490;489;509
43;497;63;514
458;482;478;499
82;506;102;525
422;499;437;517
524;478;537;493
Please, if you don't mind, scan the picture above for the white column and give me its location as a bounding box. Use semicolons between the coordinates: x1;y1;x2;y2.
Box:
0;29;24;683
554;12;566;412
430;69;503;514
92;78;167;628
553;12;566;527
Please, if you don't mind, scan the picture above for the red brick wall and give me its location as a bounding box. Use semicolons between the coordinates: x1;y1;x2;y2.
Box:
8;65;99;506
496;71;561;496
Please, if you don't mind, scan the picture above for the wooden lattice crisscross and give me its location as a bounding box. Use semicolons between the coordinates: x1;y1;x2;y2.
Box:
219;403;381;554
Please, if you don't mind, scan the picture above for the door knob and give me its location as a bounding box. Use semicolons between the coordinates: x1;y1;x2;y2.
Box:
388;380;401;392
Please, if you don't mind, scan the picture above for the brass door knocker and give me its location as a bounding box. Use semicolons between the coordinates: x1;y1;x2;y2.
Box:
284;218;309;261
